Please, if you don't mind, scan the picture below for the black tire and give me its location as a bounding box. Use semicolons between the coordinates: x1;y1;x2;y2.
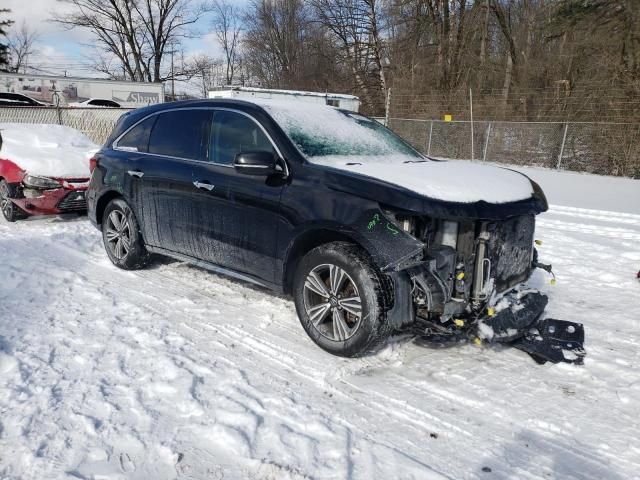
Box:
293;241;394;357
0;179;28;222
101;198;150;270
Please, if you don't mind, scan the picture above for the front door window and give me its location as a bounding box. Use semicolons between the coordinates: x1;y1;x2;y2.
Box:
210;110;275;165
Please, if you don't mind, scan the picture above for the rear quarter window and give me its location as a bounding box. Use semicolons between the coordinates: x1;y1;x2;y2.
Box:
116;115;157;152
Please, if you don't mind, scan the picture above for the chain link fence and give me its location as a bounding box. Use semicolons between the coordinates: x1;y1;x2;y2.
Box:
382;118;640;179
2;108;639;178
0;107;133;145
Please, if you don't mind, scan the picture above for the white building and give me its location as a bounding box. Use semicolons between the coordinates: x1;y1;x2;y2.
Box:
0;72;164;108
208;86;360;112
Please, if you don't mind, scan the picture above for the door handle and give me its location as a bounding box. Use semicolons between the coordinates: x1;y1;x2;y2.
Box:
127;170;144;178
193;181;215;191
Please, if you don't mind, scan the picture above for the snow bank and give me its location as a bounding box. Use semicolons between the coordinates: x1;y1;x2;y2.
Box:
0;123;98;178
506;165;640;215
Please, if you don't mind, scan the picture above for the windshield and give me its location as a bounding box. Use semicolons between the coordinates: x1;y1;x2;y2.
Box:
256;100;423;161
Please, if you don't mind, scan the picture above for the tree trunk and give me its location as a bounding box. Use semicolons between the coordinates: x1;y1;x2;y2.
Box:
502;52;513;108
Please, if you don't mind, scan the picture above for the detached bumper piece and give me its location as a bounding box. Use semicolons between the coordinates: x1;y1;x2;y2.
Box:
512;319;586;365
473;291;587;365
481;291;549;343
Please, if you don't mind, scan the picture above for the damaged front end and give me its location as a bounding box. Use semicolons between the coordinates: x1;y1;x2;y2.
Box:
13;175;89;215
377;211;585;365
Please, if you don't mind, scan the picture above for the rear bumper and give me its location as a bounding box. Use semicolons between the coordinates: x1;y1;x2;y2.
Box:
86;187;100;229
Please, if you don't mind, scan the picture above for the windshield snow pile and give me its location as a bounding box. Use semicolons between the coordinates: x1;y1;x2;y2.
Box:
253;99;420;158
0;123;98;178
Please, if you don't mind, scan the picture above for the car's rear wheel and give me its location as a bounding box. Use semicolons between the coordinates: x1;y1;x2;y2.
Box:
102;198;149;270
293;242;393;357
0;179;27;222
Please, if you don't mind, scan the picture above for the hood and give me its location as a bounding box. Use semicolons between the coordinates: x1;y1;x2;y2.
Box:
312;156;548;220
313;157;534;204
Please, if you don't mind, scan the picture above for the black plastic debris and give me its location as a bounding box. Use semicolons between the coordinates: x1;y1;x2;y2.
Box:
512;318;586;365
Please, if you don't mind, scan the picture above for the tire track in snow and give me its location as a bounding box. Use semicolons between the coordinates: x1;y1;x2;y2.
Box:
2;214;639;479
51;222;640;477
548;205;640;224
123;260;634;480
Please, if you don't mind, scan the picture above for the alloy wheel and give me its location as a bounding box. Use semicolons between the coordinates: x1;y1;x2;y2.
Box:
303;264;363;341
0;182;14;219
105;209;132;260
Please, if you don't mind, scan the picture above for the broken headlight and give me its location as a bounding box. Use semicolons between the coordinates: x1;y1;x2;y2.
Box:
22;174;61;190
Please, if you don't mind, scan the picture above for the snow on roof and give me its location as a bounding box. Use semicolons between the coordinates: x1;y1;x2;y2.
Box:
0;123;98;178
213;86;359;100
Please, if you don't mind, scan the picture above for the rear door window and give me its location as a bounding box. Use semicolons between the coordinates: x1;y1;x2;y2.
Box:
210;110;274;165
117;115;157;152
149;110;211;161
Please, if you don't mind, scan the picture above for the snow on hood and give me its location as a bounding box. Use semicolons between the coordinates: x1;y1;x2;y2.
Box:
0;123;99;178
313;156;534;204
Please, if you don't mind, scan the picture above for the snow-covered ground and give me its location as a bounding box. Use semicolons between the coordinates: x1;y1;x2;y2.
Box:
1;170;640;479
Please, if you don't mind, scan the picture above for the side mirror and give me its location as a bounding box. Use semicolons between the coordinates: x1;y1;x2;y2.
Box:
233;151;278;176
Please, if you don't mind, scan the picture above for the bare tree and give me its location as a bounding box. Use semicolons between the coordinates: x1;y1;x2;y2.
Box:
310;0;389;112
8;21;39;73
243;0;308;88
186;54;222;97
211;0;242;85
53;0;206;82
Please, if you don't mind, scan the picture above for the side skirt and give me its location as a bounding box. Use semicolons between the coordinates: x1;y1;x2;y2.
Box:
145;245;283;293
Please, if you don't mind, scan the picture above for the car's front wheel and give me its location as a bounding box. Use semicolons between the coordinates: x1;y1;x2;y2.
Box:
0;180;27;222
293;242;393;357
102;198;149;270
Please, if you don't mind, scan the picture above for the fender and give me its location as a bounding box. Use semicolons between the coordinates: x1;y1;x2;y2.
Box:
0;158;25;183
347;209;424;272
281;209;425;295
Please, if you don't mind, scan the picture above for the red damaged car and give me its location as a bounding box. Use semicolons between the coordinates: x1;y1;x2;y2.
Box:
0;124;98;222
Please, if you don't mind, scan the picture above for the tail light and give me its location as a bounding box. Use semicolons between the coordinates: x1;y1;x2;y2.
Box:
89;156;98;173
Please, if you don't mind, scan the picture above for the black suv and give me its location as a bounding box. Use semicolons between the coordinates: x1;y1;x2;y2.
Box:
87;99;550;357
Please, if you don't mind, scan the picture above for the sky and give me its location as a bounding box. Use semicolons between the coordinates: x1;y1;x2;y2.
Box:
2;0;233;94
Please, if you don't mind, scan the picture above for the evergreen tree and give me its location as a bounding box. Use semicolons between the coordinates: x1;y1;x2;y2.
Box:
0;9;14;70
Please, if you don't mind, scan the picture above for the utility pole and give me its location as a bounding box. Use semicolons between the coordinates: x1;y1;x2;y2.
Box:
170;47;175;101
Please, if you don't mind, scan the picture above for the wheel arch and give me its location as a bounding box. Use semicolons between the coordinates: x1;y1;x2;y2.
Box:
95;190;124;225
282;227;375;295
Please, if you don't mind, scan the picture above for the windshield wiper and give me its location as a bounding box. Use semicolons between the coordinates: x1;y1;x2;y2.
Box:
403;159;428;164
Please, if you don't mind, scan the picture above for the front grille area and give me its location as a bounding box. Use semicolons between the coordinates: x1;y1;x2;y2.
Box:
57;191;87;212
486;214;535;292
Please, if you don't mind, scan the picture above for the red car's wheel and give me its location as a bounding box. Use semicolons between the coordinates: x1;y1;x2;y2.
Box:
0;179;27;223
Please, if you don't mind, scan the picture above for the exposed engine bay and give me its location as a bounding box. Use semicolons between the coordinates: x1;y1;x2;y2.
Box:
384;211;586;365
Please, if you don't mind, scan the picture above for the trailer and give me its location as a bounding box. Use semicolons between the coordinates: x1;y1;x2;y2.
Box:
0;72;164;108
209;86;360;112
